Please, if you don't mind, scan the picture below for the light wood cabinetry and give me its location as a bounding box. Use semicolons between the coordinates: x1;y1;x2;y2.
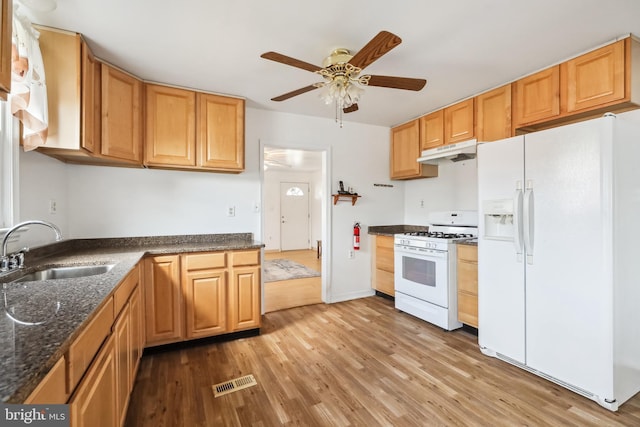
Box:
457;244;478;328
101;63;143;163
513;66;560;129
145;249;261;347
70;334;117;427
144;84;197;167
197;93;245;171
144;255;183;346
182;252;227;338
476;85;512;142
371;235;395;297
114;301;131;427
144;84;245;172
25;357;68;404
420;110;444;150
0;0;12;100
390;119;438;180
444;98;475;144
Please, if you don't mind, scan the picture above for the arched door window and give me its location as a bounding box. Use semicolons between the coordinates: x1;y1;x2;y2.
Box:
286;186;305;196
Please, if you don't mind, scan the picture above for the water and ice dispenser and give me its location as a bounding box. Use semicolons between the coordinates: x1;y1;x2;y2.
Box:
482;199;516;240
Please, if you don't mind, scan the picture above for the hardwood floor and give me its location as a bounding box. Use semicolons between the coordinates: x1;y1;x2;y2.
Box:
264;249;322;312
125;297;640;426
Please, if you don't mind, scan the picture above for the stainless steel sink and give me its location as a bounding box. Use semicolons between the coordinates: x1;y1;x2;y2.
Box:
11;264;115;283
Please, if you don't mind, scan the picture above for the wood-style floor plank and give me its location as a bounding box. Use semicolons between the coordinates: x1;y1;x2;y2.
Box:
125;297;640;426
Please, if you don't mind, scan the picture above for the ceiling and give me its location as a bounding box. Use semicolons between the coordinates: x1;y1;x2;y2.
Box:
18;0;640;128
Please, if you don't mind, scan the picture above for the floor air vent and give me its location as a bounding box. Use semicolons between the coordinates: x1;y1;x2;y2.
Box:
212;374;257;397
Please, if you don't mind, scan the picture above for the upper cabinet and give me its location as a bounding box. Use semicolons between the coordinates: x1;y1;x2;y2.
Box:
36;27;142;166
476;84;513;142
390;119;438;180
513;66;560;129
100;64;143;163
563;39;626;113
444;98;475;144
0;0;11;100
144;84;245;172
420;110;444;150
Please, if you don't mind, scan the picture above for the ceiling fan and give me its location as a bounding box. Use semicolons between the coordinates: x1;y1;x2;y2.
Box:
260;31;426;126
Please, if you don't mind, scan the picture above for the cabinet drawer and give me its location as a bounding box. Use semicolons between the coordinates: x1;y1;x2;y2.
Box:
68;297;114;392
232;250;260;267
457;260;478;294
25;357;68;404
458;292;478;328
457;244;478;262
114;264;139;316
184;252;226;270
375;269;395;296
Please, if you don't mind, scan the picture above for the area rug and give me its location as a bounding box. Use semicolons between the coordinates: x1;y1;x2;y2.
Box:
264;259;321;282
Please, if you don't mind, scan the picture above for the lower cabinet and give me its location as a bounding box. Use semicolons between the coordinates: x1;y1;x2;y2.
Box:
457;244;478;328
69;334;118;427
145;249;262;347
371;235;395;296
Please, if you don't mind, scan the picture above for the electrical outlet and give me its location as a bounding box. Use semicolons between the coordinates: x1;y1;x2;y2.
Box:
348;250;355;259
227;206;235;217
420;199;425;208
49;199;57;214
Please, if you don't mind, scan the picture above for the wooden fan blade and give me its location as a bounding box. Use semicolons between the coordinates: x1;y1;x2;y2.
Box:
260;52;322;73
366;75;427;91
343;104;359;113
348;31;402;70
271;85;319;102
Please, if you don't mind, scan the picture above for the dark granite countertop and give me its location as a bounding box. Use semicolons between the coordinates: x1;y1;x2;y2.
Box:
368;225;429;236
0;233;263;403
457;239;478;246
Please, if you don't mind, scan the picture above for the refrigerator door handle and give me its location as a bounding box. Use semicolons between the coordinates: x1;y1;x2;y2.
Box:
513;189;524;256
523;187;534;264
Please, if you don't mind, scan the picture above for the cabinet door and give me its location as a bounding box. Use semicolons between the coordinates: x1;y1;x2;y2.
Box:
183;268;227;338
444;98;475;144
70;335;117;427
513;66;560;127
420;110;444;150
0;0;12;99
81;39;101;154
101;64;143;163
114;302;131;427
145;84;197;167
197;93;244;171
476;85;512;142
564;39;626;113
390;119;421;179
129;284;143;382
228;266;261;331
144;255;183;346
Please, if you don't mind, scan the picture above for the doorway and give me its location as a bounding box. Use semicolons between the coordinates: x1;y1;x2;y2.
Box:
261;144;330;312
280;182;310;251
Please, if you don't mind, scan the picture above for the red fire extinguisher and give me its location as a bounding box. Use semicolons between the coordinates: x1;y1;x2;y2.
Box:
353;222;361;250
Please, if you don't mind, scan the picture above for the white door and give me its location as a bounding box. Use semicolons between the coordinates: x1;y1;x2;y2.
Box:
524;118;613;397
280;182;310;251
477;136;527;364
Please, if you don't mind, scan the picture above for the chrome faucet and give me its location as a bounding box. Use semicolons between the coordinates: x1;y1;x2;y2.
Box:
0;220;63;272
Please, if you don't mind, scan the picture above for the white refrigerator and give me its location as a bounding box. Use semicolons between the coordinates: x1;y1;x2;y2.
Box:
477;115;640;411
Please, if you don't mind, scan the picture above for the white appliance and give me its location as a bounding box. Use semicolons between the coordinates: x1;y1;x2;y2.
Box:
394;211;477;330
417;139;477;164
477;114;640;411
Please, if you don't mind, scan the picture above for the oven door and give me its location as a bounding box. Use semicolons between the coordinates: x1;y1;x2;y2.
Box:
394;245;449;308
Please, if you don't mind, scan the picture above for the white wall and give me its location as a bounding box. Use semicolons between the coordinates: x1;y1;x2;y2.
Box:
17;107;405;303
263;169;322;251
404;158;478;224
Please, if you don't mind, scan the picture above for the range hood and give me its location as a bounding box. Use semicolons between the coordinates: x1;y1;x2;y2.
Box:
417;139;477;164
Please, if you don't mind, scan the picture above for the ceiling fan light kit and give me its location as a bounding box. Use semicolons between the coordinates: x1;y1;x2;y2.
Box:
261;31;427;128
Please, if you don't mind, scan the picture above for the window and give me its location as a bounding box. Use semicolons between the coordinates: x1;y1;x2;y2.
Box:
285;186;304;197
0;100;19;230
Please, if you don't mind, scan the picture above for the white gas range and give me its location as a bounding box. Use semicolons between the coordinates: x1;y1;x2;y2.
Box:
394;211;478;330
